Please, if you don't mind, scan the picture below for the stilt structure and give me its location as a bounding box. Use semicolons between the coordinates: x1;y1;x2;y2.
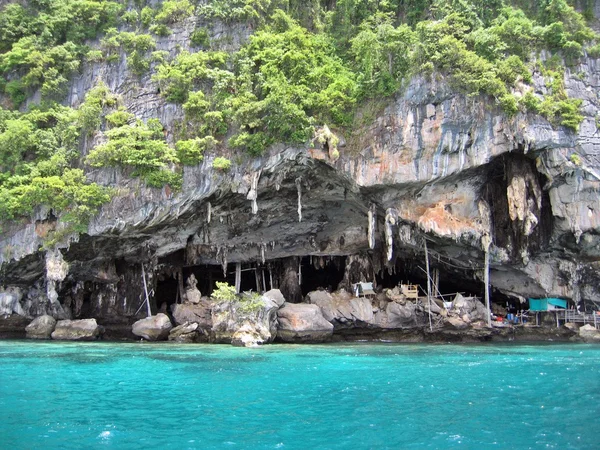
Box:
235;262;241;294
141;263;152;318
424;239;432;332
484;249;492;327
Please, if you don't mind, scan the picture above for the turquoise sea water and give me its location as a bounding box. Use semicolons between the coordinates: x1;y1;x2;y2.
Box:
0;341;599;449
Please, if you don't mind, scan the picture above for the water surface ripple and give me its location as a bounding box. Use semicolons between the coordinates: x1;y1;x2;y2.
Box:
1;341;599;449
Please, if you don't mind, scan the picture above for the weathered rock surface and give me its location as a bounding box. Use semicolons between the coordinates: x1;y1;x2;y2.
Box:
25;315;56;339
51;319;102;341
579;324;600;342
211;293;281;346
171;301;212;330
307;290;373;326
447;294;489;324
277;303;334;342
1;8;600;336
168;322;200;343
132;314;172;341
0;287;25;317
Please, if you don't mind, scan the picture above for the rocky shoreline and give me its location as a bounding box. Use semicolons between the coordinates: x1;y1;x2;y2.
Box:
2;286;598;345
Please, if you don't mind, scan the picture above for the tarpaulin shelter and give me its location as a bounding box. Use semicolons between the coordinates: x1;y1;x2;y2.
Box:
529;298;567;311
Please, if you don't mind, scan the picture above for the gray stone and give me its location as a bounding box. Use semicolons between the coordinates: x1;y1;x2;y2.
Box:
579;324;600;342
25;315;56;339
132;313;172;341
263;289;286;307
210;293;281;346
168;322;199;342
51;319;102;341
307;290;373;325
277;303;334;343
171;302;211;328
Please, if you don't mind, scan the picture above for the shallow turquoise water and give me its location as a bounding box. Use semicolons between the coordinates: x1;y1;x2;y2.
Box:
0;341;599;449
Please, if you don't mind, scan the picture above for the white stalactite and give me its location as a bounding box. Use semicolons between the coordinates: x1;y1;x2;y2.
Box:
207;202;211;224
261;243;266;264
384;208;396;261
247;170;262;215
295;177;302;222
368;204;376;249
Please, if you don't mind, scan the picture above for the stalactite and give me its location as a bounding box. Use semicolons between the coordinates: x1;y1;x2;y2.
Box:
295;177;302;222
207;202;211;224
261;243;266;264
384;208;396;261
368;204;376;249
247;170;262;215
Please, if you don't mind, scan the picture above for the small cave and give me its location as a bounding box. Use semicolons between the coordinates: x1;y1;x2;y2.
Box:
299;256;346;296
483;153;554;259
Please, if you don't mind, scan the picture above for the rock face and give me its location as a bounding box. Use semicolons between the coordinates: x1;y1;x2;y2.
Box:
25;315;57;339
307;290;373;326
1;8;600;334
211;291;282;346
579;324;600;342
168;322;200;343
277;303;334;342
171;301;212;331
132;314;172;341
51;319;102;341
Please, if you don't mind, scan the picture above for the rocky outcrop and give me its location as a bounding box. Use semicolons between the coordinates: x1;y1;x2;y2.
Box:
25;315;56;339
0;287;25;317
307;290;373;326
171;301;212;331
51;319;102;341
579;324;600;342
277;303;334;343
132;314;172;341
210;291;282;346
168;322;201;343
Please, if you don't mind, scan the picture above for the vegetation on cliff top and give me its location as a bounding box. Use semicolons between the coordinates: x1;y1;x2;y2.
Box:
0;0;596;239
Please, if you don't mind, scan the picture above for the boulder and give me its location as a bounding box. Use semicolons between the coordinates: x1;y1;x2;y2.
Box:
307;290;373;325
25;315;56;339
385;301;419;328
168;322;200;343
132;313;172;341
449;294;488;322
51;318;102;341
263;289;286;307
171;301;212;330
185;274;202;304
210;293;281;346
277;303;334;342
579;324;600;342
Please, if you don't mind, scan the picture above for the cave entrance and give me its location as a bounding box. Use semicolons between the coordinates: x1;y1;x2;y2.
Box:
299;256;345;296
155;272;179;313
377;256;491;303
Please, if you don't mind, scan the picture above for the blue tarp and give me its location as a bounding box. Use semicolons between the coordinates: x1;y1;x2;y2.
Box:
529;298;567;311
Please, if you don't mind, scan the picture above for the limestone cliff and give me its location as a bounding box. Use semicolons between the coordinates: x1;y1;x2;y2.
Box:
1;1;600;330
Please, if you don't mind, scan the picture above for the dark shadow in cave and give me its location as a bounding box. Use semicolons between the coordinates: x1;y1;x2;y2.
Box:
299;256;346;296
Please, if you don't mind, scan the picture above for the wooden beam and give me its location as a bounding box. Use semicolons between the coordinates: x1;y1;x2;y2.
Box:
141;263;152;318
424;239;432;332
484;249;491;327
235;262;241;294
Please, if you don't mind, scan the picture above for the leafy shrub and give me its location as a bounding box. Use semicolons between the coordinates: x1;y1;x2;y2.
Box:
212;281;237;301
176;136;217;165
212;157;232;171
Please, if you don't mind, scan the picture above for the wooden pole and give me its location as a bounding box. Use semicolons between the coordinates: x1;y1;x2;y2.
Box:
262;268;267;293
424;239;432;332
255;266;261;293
235;262;241;294
433;268;440;298
177;267;185;304
141;263;151;317
484;249;491;327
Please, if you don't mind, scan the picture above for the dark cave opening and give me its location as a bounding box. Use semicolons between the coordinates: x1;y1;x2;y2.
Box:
484;153;554;259
154;274;178;312
299;256;346;296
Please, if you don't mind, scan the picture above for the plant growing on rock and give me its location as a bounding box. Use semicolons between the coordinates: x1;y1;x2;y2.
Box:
212;282;237;301
212;157;232;171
